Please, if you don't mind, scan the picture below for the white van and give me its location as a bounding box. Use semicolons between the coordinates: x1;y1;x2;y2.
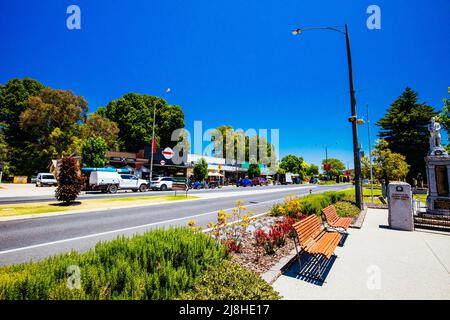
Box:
36;173;57;187
89;171;148;193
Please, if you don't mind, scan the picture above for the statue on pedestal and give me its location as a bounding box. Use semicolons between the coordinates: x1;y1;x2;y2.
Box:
428;117;447;156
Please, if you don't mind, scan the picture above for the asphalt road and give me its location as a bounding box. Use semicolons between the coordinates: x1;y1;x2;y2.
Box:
1;183;319;204
0;184;351;266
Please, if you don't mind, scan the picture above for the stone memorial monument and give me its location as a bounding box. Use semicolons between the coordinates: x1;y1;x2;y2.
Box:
425;117;450;215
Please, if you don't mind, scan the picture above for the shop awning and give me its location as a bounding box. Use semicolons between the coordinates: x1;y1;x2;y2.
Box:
208;172;224;177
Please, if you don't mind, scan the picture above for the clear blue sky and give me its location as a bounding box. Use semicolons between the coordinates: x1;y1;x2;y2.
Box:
1;0;449;168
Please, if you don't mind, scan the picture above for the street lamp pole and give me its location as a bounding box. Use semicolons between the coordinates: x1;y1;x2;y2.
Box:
292;23;363;208
344;24;362;209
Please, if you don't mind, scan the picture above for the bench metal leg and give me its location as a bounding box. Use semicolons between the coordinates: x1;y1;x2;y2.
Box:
293;238;302;271
310;254;325;281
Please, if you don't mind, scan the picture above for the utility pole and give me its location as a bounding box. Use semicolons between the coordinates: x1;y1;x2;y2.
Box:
148;101;157;186
148;88;171;186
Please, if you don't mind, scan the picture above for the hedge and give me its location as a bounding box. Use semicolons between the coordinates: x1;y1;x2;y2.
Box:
0;228;227;300
180;260;281;300
269;190;358;217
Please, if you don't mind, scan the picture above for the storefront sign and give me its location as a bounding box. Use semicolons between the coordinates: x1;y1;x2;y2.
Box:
13;176;28;184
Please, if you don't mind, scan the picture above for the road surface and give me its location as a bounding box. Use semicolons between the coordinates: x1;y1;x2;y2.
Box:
2;183;323;204
0;184;351;266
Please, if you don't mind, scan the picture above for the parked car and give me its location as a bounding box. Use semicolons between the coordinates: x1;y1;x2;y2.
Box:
89;171;148;193
190;181;205;189
309;177;320;184
150;177;173;191
237;178;252;187
252;177;269;186
119;174;148;192
35;173;57;187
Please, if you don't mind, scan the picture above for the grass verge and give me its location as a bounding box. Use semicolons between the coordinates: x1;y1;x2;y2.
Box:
0;195;198;217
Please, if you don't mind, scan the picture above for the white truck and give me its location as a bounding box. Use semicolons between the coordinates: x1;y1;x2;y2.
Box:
89;171;148;193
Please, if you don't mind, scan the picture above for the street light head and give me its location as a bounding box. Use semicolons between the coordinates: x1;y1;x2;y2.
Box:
292;28;302;36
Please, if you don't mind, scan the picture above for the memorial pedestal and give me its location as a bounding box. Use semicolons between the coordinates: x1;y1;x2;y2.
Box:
425;154;450;216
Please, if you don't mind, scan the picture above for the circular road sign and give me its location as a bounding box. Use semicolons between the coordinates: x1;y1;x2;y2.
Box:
160;160;166;165
162;147;174;160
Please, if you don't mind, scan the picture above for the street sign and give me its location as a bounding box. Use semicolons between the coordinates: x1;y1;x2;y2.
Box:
162;147;174;160
160;160;166;165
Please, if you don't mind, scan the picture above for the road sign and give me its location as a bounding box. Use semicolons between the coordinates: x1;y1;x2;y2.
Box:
162;147;174;160
160;160;166;165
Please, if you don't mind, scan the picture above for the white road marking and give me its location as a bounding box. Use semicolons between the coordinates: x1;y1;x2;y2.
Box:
0;198;282;255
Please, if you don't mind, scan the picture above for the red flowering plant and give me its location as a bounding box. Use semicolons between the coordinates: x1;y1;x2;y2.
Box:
254;228;274;255
254;216;299;256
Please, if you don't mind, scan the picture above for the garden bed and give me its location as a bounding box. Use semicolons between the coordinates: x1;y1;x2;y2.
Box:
230;216;296;275
204;190;362;277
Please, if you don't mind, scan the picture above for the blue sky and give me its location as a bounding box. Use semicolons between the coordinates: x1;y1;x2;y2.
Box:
1;0;449;168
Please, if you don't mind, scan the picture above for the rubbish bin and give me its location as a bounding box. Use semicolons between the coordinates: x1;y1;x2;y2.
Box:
388;182;414;231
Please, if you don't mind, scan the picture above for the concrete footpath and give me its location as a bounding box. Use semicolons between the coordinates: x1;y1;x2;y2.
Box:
272;208;450;300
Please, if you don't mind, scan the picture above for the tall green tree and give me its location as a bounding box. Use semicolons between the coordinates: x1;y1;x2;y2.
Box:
248;163;261;178
371;140;410;182
306;164;319;176
0;130;11;179
436;87;450;152
193;158;208;181
80;113;119;149
0;78;44;175
20;88;88;170
213;126;276;166
322;158;346;179
81;136;108;168
377;87;436;181
279;155;304;174
104;93;184;152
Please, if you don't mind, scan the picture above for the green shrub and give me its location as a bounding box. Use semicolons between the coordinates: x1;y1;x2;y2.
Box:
180;260;281;300
269;190;350;217
269;203;285;217
334;201;360;218
0;228;226;300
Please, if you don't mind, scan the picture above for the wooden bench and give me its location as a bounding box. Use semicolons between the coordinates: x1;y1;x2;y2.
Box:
292;215;342;281
321;205;353;233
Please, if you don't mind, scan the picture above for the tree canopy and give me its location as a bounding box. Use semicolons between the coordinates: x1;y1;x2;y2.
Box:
193;157;208;181
376;87;436;181
279;155;304;174
104;93;184;152
212;125;276;166
19;88;88;171
248;163;261;178
80;113;119;149
322;158;346;179
0;78;45;175
436;87;450;151
81;136;108;168
370;139;410;182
